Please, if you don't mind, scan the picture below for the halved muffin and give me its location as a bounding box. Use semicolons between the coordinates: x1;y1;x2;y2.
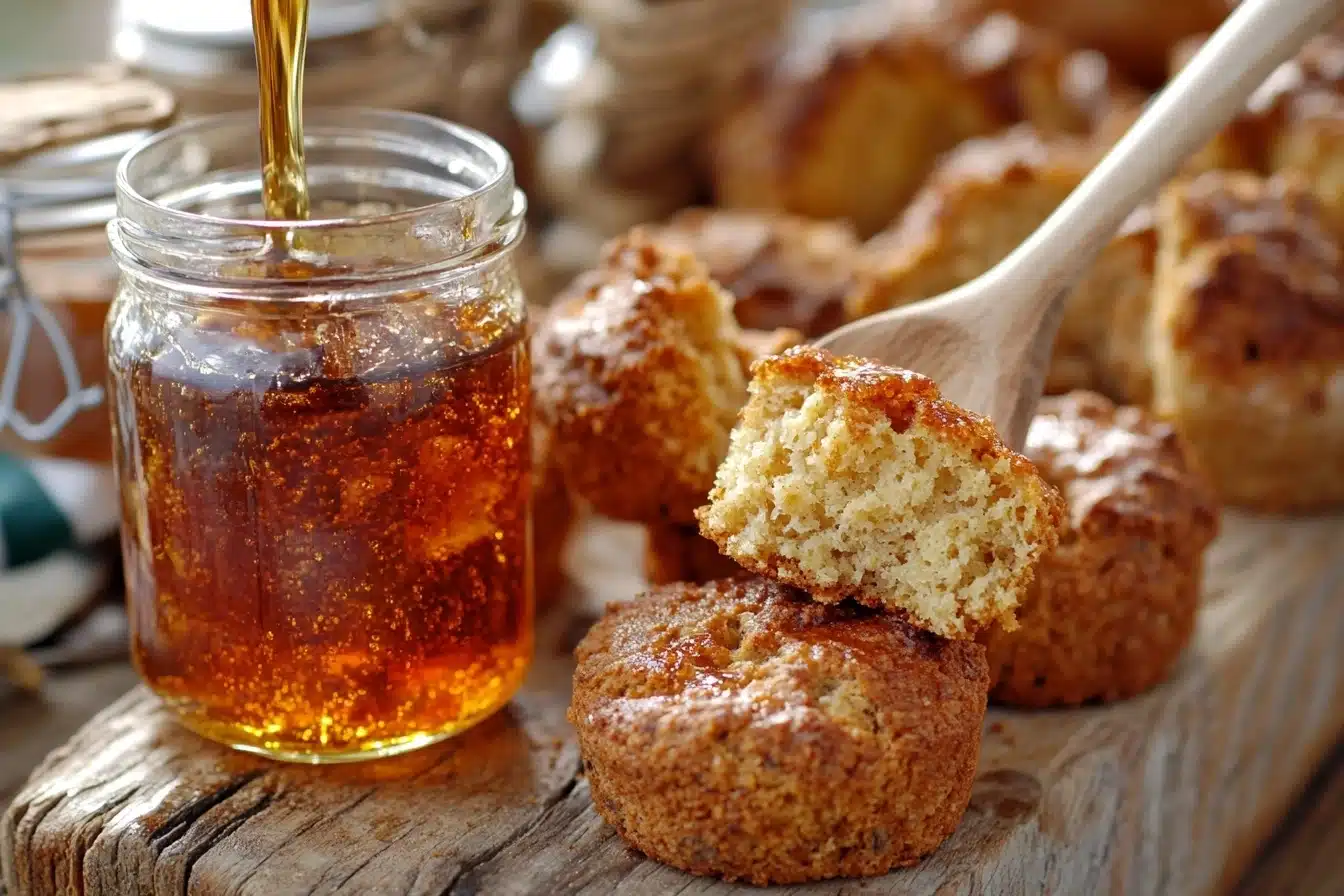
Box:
697;347;1065;639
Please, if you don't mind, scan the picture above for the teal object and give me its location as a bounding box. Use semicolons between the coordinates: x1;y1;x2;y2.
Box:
0;454;75;568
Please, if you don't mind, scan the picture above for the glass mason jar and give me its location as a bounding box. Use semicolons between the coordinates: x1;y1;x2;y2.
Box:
106;110;533;763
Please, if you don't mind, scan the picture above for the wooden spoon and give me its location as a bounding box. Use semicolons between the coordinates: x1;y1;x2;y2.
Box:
816;0;1341;451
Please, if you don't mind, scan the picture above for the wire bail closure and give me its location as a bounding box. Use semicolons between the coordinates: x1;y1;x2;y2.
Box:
0;184;105;443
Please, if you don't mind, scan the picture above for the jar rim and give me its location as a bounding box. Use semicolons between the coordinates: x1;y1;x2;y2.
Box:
114;107;515;236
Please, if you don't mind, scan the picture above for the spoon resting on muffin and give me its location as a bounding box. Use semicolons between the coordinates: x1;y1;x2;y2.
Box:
818;0;1340;450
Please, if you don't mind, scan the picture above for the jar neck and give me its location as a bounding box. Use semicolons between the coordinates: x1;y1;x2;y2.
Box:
108;109;524;300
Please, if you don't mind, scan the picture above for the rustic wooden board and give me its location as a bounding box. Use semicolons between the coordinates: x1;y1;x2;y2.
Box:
3;513;1342;896
1233;744;1344;895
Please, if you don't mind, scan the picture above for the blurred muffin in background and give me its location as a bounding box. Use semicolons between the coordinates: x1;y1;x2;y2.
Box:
950;0;1230;86
650;208;863;337
852;127;1157;405
1149;171;1344;511
709;7;1135;237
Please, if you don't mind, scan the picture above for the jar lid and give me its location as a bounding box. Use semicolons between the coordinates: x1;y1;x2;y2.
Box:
0;70;177;234
115;0;388;76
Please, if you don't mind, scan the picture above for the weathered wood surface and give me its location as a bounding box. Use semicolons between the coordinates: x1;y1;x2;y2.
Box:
1233;743;1344;895
3;513;1343;896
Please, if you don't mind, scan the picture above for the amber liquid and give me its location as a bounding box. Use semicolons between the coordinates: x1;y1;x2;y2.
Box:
120;309;533;761
252;0;311;222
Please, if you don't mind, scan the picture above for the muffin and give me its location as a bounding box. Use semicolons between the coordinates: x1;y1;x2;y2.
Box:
533;233;748;524
1261;36;1344;226
852;128;1158;405
852;127;1093;318
570;577;989;885
1177;34;1344;225
982;392;1220;707
954;0;1229;86
643;523;744;586
651;208;862;337
529;305;577;609
1150;172;1344;511
710;8;1127;236
696;347;1066;639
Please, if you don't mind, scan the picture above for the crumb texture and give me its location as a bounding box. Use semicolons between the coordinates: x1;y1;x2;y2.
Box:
697;346;1064;639
570;577;988;885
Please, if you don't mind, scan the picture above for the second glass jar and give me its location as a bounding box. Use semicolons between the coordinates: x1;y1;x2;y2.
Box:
106;110;533;762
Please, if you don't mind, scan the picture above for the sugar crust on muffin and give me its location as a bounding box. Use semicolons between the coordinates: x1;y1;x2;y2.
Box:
982;391;1220;706
570;577;989;885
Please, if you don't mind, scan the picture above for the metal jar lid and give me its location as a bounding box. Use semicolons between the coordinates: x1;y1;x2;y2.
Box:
1;69;177;235
0;69;177;442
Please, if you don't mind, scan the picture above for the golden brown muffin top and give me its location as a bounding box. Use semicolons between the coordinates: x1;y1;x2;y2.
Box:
1026;392;1219;548
652;208;861;336
959;0;1228;86
753;346;1051;484
537;251;738;397
1249;35;1344;124
866;126;1095;260
554;229;709;309
1160;172;1344;370
1173;34;1344;169
573;577;987;733
947;12;1126;131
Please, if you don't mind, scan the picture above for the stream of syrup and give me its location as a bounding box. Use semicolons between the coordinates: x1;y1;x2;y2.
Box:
251;0;311;222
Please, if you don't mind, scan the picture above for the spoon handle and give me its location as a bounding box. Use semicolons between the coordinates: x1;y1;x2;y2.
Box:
992;0;1341;299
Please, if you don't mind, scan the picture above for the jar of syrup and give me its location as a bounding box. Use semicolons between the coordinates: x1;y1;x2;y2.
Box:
106;109;533;762
0;71;177;462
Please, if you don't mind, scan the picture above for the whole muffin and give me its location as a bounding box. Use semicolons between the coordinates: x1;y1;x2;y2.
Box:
1149;172;1344;511
533;234;748;524
697;346;1065;640
529;304;577;610
982;392;1220;707
1177;34;1344;226
570;578;989;885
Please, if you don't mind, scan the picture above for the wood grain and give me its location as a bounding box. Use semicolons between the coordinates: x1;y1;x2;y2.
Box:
1234;744;1344;895
3;512;1342;896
